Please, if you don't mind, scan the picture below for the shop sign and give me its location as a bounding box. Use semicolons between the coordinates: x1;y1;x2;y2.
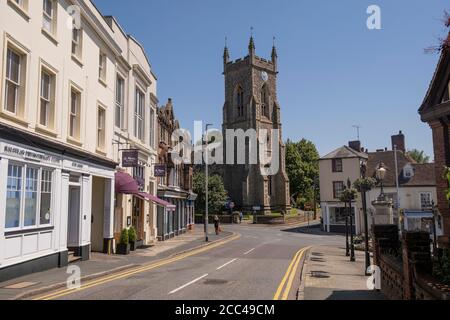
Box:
154;164;166;177
1;142;61;164
122;150;139;167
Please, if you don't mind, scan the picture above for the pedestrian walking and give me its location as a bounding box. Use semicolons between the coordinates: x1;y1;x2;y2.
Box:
214;215;220;235
239;211;243;224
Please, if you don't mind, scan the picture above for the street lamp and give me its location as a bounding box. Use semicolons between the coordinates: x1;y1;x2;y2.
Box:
360;161;371;274
347;178;356;262
375;162;387;199
204;123;213;242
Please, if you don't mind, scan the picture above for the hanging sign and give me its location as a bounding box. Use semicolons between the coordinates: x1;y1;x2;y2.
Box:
122;150;139;167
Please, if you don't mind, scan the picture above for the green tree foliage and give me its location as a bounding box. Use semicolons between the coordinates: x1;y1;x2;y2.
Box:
407;149;430;164
285;139;320;208
193;172;228;215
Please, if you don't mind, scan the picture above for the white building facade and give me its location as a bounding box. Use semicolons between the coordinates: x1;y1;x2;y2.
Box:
0;0;161;282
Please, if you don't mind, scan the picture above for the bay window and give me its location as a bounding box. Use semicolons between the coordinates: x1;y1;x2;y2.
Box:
5;163;53;230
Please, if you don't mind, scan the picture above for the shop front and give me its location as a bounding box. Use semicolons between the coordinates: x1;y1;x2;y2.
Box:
114;171;175;246
0;125;116;282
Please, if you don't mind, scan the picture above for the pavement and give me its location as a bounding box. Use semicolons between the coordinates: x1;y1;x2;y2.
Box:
0;226;231;300
299;244;386;300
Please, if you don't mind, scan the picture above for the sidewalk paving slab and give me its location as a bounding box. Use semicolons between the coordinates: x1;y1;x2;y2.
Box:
299;245;386;300
0;227;232;300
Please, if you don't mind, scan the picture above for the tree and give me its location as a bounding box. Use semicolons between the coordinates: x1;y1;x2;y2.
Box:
285;139;320;209
407;149;430;164
193;172;228;215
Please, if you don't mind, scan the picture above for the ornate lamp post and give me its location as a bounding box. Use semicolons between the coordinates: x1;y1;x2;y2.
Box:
375;162;387;201
347;179;356;262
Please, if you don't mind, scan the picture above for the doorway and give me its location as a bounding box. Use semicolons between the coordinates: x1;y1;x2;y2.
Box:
91;177;105;252
67;185;81;248
132;197;144;240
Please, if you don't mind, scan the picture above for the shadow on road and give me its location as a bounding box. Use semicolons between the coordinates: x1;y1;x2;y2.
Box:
325;290;386;300
281;224;342;236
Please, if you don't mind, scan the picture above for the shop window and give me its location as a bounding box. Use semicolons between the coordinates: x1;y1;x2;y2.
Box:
5;163;53;230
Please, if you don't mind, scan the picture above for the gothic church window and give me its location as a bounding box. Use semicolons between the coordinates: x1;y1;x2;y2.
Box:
237;86;244;117
261;84;269;118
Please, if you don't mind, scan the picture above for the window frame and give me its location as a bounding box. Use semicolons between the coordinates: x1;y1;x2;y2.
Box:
115;74;125;129
42;0;57;37
38;63;57;129
5;162;54;231
332;158;343;173
68;84;82;142
134;87;145;141
97;105;106;151
71;28;83;62
2;39;29;121
333;181;344;199
98;52;107;83
420;192;432;209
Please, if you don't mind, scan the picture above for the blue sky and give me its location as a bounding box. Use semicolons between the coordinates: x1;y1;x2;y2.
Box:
93;0;449;159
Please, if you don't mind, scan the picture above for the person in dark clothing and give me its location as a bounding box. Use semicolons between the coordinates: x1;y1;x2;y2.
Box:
214;215;220;235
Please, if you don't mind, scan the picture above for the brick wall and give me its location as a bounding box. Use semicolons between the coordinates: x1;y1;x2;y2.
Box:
373;225;450;300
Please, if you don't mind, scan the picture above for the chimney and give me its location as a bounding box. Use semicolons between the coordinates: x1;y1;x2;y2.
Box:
349;140;361;152
391;130;406;153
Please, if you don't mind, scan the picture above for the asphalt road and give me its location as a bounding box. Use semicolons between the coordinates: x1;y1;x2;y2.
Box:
40;223;343;300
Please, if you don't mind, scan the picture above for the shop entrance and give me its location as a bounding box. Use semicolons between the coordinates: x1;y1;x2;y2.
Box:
67;185;81;249
91;177;105;252
132;197;144;241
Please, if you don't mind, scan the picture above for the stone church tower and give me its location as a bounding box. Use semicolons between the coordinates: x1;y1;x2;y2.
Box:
222;36;291;214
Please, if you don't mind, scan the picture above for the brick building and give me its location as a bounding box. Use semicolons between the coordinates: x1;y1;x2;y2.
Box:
419;45;450;242
156;99;196;240
221;37;290;213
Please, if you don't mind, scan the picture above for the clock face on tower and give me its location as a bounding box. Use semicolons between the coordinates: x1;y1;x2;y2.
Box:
261;71;269;82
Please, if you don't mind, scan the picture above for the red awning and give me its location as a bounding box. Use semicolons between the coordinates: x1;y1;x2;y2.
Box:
115;172;139;194
137;192;176;211
115;172;175;211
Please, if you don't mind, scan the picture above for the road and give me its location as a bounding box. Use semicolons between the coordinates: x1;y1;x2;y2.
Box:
34;223;343;300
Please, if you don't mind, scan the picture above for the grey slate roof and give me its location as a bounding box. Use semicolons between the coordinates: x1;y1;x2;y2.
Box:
320;145;368;160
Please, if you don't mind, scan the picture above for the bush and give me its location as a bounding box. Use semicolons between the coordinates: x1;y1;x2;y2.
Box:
128;226;137;243
434;249;450;285
120;228;129;245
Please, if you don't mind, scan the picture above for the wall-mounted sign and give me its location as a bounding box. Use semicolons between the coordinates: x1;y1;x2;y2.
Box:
154;164;166;177
122;150;139;167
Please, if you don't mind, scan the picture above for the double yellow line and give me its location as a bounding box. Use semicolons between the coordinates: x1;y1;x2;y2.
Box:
33;233;240;300
273;246;310;300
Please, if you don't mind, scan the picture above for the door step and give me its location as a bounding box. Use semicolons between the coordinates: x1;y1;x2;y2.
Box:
68;251;82;264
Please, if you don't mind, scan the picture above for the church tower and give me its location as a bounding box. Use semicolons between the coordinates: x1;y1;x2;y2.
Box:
222;37;291;214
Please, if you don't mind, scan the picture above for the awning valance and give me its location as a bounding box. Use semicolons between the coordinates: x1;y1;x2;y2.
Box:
115;172;139;194
137;192;176;211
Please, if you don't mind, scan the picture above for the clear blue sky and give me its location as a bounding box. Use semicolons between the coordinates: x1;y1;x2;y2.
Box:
93;0;449;159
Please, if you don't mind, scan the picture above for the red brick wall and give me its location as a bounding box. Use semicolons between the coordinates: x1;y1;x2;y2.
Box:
430;120;450;236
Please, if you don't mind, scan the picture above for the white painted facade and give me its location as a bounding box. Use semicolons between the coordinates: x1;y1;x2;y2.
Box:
0;0;150;280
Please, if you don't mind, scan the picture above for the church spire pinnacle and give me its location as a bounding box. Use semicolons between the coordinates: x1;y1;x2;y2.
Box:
223;36;230;71
248;27;255;56
271;36;278;72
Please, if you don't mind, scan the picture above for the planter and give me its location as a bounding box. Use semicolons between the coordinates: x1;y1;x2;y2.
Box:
130;240;144;251
116;243;130;255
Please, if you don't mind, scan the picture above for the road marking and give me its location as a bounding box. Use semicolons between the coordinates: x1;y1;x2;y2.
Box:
33;233;240;300
273;247;310;300
216;258;238;270
281;248;308;300
243;248;256;255
168;274;208;295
